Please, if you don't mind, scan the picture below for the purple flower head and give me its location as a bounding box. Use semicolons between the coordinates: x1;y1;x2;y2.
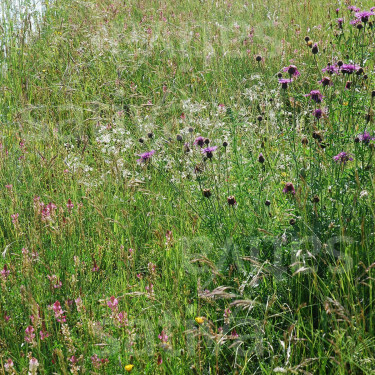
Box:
322;64;339;75
283;65;300;77
278;78;293;89
333;152;353;164
336;8;340;14
137;150;155;163
313;109;323;119
348;6;361;12
201;146;218;159
305;90;323;103
337;18;344;28
350;18;361;25
194;136;205;147
319;76;333;86
283;182;296;195
355;11;374;23
358;131;374;144
341;64;361;74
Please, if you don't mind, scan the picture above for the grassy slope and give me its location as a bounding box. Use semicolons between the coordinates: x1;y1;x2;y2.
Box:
1;0;375;374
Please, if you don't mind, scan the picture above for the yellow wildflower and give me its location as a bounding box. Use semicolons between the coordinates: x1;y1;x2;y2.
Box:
125;364;134;372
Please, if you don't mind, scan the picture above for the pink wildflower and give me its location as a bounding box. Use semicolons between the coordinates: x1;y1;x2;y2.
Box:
107;296;119;311
25;325;36;343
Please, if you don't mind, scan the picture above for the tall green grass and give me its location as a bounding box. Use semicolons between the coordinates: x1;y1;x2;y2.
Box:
1;0;375;374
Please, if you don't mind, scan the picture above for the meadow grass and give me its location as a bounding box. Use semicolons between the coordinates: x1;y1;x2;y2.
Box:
1;0;375;373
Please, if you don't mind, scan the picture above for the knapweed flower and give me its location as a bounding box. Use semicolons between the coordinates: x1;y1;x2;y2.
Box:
283;65;300;77
125;364;134;372
305;90;323;103
283;182;296;195
195;317;205;324
202;188;212;198
350;18;361;26
201;146;218;159
333;152;353;164
319;76;332;86
340;64;361;74
337;18;344;28
355;11;375;23
137;150;155;163
227;196;237;206
322;64;339;74
194;136;205;147
278;78;293;89
258;153;265;163
348;5;361;12
313;109;323;119
357;131;374;144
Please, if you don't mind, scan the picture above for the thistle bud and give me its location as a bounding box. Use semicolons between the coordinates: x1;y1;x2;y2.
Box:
203;189;211;198
227;196;237;206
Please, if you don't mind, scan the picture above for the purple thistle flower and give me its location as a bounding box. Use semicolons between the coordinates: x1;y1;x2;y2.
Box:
340;64;361;74
278;78;293;89
358;131;374;144
283;182;296;195
322;64;339;74
350;18;361;26
333;152;353;164
137;150;155;163
313;109;323;119
336;8;340;15
201;146;218;159
305;90;323;103
283;65;300;77
337;18;344;28
355;11;375;23
194;136;205;147
348;6;361;12
319;76;333;86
